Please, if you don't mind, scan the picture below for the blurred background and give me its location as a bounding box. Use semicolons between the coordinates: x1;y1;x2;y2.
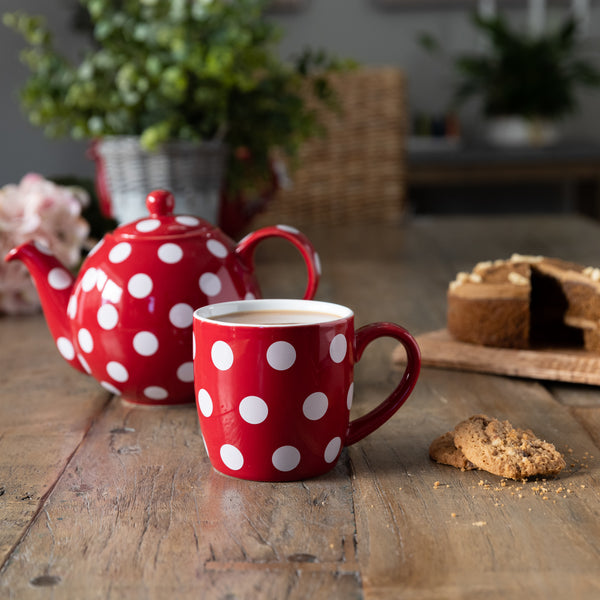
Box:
2;0;600;215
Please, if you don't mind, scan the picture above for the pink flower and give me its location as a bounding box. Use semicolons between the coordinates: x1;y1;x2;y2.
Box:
0;173;90;315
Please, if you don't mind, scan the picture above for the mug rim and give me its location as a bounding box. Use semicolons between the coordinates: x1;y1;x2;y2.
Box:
193;298;353;327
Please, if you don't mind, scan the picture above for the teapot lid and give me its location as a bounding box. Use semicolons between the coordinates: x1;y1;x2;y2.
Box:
113;190;216;240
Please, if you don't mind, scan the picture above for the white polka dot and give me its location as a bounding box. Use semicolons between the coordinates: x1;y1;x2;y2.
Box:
199;272;222;296
67;295;77;319
97;304;119;330
57;337;75;360
244;292;256;300
329;334;347;363
101;280;122;304
128;273;153;299
177;361;194;382
324;437;342;463
303;392;328;421
144;386;168;400
48;268;72;290
176;215;200;227
347;382;354;410
107;361;128;382
266;341;296;371
77;354;92;374
136;219;161;232
78;328;94;353
276;224;300;234
80;268;98;292
239;396;269;424
207;239;228;258
197;389;213;417
133;331;159;356
158;243;183;264
211;341;234;371
101;381;121;395
220;444;244;471
109;242;132;263
95;269;107;292
169;303;194;328
272;446;301;472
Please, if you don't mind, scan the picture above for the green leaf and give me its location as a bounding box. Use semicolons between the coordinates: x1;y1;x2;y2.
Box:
421;12;600;119
2;0;352;189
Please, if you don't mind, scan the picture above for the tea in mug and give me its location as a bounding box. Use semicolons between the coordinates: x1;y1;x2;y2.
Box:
210;309;341;325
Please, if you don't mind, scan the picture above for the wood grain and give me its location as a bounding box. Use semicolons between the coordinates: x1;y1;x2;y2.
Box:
351;368;600;600
394;328;600;385
2;217;600;599
0;315;109;567
1;387;360;598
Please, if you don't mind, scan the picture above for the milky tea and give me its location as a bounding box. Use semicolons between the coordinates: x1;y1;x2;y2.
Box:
208;309;341;325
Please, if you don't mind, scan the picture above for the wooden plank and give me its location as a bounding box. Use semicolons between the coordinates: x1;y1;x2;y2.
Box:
350;368;600;600
394;329;600;385
548;383;600;408
0;397;361;598
571;407;600;450
0;315;109;567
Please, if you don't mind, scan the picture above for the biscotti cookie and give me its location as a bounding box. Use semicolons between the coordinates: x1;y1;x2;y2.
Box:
429;431;476;470
453;414;566;480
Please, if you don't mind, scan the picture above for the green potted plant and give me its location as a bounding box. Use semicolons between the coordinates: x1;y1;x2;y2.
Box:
4;0;349;228
420;13;600;147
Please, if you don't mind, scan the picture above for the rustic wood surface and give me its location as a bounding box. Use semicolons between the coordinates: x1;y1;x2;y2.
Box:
397;328;600;385
1;215;600;599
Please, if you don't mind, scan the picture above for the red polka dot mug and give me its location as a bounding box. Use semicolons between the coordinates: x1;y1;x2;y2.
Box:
193;298;421;481
5;190;320;405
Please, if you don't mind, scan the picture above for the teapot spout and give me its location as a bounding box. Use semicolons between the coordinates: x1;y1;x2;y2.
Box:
5;242;86;374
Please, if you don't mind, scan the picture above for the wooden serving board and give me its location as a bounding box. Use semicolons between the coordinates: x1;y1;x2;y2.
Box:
393;328;600;385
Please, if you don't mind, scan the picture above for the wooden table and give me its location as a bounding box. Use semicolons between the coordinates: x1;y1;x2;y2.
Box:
2;215;600;599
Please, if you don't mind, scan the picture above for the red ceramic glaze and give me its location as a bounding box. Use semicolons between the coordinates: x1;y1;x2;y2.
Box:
5;190;320;405
193;299;421;481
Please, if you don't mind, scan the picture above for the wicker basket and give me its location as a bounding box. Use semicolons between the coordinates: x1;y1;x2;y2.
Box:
94;137;227;224
252;67;408;228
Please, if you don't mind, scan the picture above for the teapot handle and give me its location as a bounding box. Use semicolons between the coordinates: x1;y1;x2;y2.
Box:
234;225;320;300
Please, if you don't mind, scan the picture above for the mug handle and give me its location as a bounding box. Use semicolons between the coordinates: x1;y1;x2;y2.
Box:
345;323;421;446
234;225;320;300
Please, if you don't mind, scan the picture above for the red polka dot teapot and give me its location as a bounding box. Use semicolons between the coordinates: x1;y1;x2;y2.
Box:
6;190;320;405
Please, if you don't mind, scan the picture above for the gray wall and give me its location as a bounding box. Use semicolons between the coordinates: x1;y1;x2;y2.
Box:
1;0;94;184
2;0;600;186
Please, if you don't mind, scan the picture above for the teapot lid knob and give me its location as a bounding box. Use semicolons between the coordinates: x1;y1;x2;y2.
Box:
146;190;175;217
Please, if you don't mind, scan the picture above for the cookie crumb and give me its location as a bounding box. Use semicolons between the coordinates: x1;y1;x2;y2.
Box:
472;521;487;527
